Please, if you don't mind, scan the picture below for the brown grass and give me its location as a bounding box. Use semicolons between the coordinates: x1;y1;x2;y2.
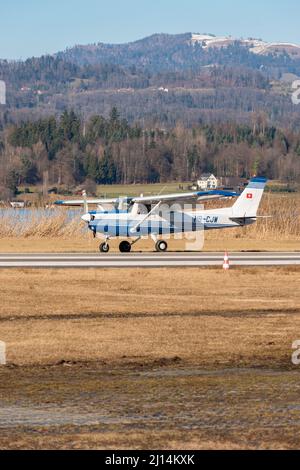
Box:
1;236;299;253
1;364;300;449
0;211;83;239
0;267;299;366
0;267;300;450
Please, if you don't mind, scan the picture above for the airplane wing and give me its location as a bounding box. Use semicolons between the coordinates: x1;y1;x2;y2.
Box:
131;190;239;206
55;198;122;207
55;190;238;207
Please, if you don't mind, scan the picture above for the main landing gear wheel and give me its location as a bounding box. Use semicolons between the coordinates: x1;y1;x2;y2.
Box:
155;240;168;252
99;242;110;253
119;241;132;253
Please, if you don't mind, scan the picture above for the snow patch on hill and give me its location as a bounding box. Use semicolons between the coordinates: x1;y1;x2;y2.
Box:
190;34;300;57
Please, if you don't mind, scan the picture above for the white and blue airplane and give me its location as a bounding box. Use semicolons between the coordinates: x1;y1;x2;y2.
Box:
56;177;267;253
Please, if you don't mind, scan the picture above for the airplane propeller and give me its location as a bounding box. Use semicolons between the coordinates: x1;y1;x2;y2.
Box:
82;190;88;215
81;190;96;237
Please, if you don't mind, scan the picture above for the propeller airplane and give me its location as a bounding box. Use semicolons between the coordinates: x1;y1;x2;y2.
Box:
55;178;268;253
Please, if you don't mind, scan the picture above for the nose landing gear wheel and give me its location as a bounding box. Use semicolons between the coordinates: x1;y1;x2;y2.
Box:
99;242;110;253
119;241;132;253
155;240;168;252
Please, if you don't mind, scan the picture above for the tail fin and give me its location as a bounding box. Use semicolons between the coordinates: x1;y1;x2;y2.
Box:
232;177;267;217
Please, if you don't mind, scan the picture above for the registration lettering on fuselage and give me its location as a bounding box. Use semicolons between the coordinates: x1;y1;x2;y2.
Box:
196;216;219;224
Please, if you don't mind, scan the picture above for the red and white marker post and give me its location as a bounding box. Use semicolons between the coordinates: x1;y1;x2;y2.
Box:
223;251;230;271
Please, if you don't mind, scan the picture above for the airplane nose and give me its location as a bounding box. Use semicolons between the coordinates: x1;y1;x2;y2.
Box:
81;213;91;223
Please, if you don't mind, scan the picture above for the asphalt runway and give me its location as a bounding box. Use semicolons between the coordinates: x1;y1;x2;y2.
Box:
0;252;299;268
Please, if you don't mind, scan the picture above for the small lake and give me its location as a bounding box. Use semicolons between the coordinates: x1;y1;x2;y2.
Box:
0;208;82;222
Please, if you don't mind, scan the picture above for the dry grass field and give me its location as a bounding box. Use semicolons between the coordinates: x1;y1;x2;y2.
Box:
0;268;299;365
0;267;300;449
0;236;299;253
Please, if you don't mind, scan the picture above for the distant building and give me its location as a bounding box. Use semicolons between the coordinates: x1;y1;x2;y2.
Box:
197;174;219;190
10;201;25;209
48;187;58;195
158;87;169;93
219;177;249;192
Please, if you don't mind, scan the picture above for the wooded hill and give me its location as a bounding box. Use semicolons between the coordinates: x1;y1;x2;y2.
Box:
1;34;300;197
1;33;300;130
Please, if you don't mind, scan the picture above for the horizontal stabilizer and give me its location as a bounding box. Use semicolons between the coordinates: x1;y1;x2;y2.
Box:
230;215;271;226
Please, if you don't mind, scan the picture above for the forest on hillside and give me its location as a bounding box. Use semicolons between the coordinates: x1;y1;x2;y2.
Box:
0;108;299;199
1;35;300;130
1;34;300;198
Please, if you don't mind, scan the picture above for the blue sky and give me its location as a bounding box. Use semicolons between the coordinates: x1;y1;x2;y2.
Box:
1;0;300;59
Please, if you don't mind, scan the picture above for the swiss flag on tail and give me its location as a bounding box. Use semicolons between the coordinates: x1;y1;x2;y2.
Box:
246;193;253;199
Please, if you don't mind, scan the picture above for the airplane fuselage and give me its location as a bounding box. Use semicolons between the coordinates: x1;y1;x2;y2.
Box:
88;207;255;239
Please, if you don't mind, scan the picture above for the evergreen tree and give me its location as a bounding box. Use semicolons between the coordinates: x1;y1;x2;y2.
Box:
98;150;117;184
